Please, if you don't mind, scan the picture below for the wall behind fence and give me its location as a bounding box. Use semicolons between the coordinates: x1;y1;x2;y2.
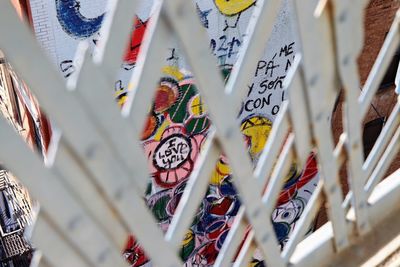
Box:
29;0;320;266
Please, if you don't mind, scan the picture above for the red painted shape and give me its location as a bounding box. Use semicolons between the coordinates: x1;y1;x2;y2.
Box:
123;17;148;64
124;235;149;267
277;153;318;205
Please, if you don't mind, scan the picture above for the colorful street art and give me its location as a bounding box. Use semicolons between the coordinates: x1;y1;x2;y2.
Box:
30;0;320;266
214;0;256;16
55;0;104;39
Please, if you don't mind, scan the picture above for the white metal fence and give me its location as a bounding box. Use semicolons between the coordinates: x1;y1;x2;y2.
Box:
0;0;398;266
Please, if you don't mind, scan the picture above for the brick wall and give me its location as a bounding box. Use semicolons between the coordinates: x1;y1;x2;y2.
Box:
317;0;400;227
361;0;398;172
359;0;400;175
332;0;399;172
29;0;57;62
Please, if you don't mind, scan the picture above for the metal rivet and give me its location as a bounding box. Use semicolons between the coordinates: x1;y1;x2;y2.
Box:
339;10;347;23
85;143;98;159
315;112;323;122
330;185;337;194
342;55;350;66
97;248;111;263
352;141;360;150
67;214;83;231
261;233;269;244
309;74;319;87
252;208;261;219
177;3;186;17
114;187;124;201
337;239;345;247
224;127;234;139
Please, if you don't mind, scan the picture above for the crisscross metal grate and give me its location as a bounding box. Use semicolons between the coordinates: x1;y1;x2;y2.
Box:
0;0;398;266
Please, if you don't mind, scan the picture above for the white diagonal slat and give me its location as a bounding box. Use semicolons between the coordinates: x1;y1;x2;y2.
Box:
32;214;92;267
226;0;282;107
262;134;294;213
254;103;290;184
359;10;400;116
363;102;400;179
47;137;128;248
122;0;169;132
232;231;256;267
0;1;147;201
163;1;285;266
95;0;140;76
214;208;248;267
282;182;324;262
166;130;220;249
365;125;400;196
286;56;312;167
0;3;182;266
70;42;149;194
0;116;128;267
294;0;350;250
333;0;371;234
0;0;399;266
216;132;294;266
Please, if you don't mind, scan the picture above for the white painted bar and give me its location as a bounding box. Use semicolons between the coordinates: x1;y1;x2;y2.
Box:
0;0;398;266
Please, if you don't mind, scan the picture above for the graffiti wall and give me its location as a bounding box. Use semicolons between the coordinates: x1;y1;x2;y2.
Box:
30;0;319;266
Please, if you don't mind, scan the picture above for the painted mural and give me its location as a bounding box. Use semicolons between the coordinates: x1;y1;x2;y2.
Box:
30;0;319;266
55;0;104;39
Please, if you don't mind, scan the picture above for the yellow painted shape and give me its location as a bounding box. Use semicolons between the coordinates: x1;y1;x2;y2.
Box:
117;95;128;107
153;119;170;141
214;0;256;16
241;116;272;156
162;66;185;81
248;260;263;267
284;161;301;184
182;229;194;246
190;95;207;117
115;83;133;107
210;159;231;185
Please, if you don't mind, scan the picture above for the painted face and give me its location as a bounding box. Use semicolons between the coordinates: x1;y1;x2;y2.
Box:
272;197;306;246
240;115;273;158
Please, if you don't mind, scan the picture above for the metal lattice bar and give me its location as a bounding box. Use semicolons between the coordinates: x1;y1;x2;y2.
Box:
95;0;140;75
365;126;400;195
161;2;286;266
48;137;128;247
286;57;312;168
214;208;248;267
333;0;371;234
0;0;397;266
294;0;350;250
225;0;281;106
32;215;91;267
0;114;127;267
166;132;219;249
282;182;324;262
123;1;168;132
359;10;400;116
363;102;400;178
